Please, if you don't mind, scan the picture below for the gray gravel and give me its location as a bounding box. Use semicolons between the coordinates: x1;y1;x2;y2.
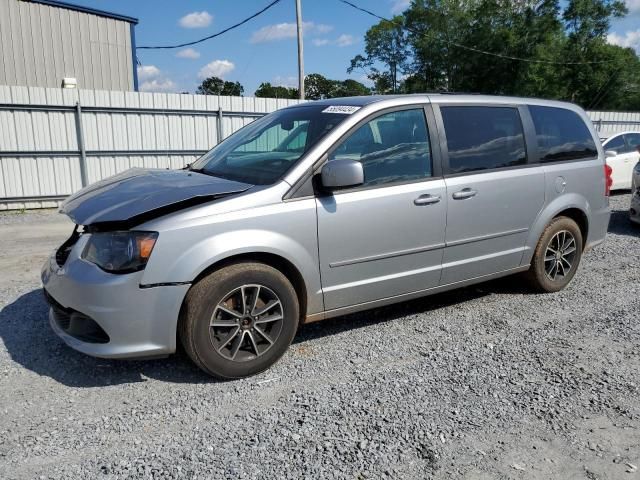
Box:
1;194;638;479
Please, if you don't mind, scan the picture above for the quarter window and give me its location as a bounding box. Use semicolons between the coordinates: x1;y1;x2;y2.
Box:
440;106;527;174
529;106;597;162
328;109;432;186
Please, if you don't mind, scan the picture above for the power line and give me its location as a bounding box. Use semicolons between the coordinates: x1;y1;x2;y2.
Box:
337;0;615;66
137;0;283;50
588;68;620;110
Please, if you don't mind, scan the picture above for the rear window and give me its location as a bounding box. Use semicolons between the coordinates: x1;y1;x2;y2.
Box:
441;106;527;174
529;106;597;162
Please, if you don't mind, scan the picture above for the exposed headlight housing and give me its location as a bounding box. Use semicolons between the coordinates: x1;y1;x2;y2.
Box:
81;231;158;273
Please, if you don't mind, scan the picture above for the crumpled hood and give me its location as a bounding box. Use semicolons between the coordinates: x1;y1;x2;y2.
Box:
61;168;252;226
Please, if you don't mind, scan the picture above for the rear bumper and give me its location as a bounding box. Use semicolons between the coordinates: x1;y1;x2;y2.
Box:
585;203;611;250
42;249;190;359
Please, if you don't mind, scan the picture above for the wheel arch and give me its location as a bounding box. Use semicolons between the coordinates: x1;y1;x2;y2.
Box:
553;207;588;248
523;194;592;265
189;251;309;325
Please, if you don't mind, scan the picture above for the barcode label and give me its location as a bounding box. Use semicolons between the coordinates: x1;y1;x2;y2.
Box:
322;105;361;114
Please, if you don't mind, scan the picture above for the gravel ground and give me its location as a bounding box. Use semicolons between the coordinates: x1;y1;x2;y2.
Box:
0;194;638;479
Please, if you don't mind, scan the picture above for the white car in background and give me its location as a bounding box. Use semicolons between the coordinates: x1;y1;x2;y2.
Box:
602;132;640;190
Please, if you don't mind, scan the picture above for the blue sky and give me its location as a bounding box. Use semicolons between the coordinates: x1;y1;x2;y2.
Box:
70;0;640;95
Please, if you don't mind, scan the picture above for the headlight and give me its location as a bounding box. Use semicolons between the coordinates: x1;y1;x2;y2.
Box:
81;231;158;273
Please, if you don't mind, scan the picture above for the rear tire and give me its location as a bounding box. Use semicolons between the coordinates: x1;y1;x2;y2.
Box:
525;216;583;293
179;262;299;379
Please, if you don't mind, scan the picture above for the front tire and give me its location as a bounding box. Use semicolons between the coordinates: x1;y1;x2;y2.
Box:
179;262;299;379
526;216;583;293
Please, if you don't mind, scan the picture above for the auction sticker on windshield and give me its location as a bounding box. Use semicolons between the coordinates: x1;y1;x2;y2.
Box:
322;106;361;114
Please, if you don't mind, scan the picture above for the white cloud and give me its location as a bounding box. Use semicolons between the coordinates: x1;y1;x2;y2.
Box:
273;75;298;88
250;22;333;43
175;48;201;59
136;65;177;93
139;79;177;93
626;0;640;14
179;11;213;29
137;65;161;82
390;0;410;14
607;29;640;53
312;35;358;47
315;24;333;34
198;59;235;79
336;34;357;47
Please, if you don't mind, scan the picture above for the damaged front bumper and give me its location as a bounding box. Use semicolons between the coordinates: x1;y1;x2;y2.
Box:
41;233;190;359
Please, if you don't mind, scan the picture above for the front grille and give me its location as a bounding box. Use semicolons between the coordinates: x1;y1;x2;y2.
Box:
55;228;81;267
44;290;110;344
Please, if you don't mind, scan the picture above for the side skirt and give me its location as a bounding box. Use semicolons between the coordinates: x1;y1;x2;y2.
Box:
303;265;530;324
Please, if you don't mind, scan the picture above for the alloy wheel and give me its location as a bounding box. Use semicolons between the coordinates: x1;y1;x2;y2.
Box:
544;230;577;281
209;284;284;362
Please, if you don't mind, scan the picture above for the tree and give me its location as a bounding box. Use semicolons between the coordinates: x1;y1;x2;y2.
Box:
348;16;410;93
254;82;299;99
350;0;640;109
304;73;371;98
305;73;335;99
560;0;628;105
196;76;244;96
331;79;371;97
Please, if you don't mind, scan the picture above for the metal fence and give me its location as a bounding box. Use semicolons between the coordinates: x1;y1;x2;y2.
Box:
1;85;639;210
0;86;302;210
588;110;640;139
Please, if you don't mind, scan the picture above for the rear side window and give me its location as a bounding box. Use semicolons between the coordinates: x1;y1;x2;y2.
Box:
440;106;527;174
529;106;597;162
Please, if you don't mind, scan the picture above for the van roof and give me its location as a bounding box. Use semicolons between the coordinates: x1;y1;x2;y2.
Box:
288;93;579;110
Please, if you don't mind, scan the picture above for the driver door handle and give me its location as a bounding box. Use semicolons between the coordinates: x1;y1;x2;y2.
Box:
452;188;477;200
414;194;441;206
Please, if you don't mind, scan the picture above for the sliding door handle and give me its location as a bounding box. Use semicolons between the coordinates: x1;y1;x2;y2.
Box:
452;188;477;200
414;194;441;206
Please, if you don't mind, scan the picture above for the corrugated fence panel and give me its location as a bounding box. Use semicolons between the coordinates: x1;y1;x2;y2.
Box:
587;110;640;138
0;86;301;209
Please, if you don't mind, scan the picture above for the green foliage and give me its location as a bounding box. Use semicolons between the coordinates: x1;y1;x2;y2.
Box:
348;17;409;93
350;0;640;110
253;75;370;100
305;73;335;99
254;82;299;99
305;73;371;99
196;77;244;96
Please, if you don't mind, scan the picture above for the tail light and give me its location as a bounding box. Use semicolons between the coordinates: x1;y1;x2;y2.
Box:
604;164;613;197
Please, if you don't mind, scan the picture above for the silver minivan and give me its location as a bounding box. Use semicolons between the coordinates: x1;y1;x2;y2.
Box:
42;95;611;378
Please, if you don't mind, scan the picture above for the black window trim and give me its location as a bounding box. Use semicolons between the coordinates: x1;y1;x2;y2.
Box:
526;105;599;165
433;102;532;178
284;103;443;200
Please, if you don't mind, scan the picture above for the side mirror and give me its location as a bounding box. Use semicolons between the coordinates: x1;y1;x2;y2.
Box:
320;159;364;190
605;150;617;158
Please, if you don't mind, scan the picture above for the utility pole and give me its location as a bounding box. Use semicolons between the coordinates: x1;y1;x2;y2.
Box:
295;0;305;100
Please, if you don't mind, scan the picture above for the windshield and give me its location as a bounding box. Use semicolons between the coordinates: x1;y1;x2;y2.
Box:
190;105;350;185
